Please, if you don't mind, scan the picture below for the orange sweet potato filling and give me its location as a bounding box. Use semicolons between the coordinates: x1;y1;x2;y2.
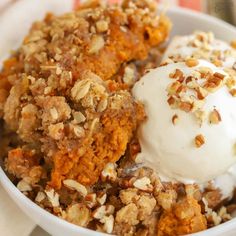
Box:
2;0;170;189
157;197;207;236
50;102;145;189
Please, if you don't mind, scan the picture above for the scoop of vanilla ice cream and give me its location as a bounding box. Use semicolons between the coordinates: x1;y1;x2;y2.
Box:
162;31;236;68
132;59;236;183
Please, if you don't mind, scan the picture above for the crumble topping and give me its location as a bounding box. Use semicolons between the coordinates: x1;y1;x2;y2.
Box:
209;109;221;124
2;0;174;188
231;40;236;49
0;1;235;236
165;62;236;146
185;58;199;67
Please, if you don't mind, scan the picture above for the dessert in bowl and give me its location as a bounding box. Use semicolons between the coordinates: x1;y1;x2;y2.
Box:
0;1;236;236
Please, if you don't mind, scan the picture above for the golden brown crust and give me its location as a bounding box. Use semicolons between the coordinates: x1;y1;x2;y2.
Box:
49;95;145;188
5;148;44;184
1;0;169;189
157;197;207;236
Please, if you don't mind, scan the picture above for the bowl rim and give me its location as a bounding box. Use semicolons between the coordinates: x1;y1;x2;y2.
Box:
165;5;236;38
0;167;108;236
0;5;236;236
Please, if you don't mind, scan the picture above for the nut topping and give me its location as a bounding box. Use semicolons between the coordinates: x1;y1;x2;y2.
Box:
63;179;88;197
195;134;205;148
172;114;178;125
179;101;193;113
17;180;32;192
209;109;221;124
45;189;60;207
185;58;199;67
88;35;105;54
133;177;153;192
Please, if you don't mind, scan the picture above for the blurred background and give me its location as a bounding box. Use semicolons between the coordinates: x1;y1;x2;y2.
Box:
1;0;236;25
0;0;236;25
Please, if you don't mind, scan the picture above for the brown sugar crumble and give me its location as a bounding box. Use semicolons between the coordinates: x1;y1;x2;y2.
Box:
1;0;171;189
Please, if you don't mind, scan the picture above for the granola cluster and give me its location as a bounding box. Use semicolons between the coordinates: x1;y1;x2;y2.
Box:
166;60;235;147
12;162;234;236
0;0;171;189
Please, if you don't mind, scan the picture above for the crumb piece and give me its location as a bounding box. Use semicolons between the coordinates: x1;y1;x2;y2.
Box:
6;148;40;180
116;203;139;226
63;179;88;197
195;134;205;148
123;66;135;85
233;62;236;71
88;35;105;54
202;198;222;226
113;223;136;236
203;73;223;92
230;88;236;97
96;20;109;33
93;205;115;220
172;114;178;125
71;124;85;138
119;188;139;205
35;191;46;203
213;59;222;67
85;193;97;208
169;69;184;80
167;96;176;107
72;111;86;124
185;76;199;89
198;66;213;75
45;189;60;207
97;192;107;205
185;184;202;201
97;97;108;112
48;123;64;140
17;180;32;192
157;190;177;210
214;72;225;80
71;79;91;101
167;81;181;95
203;189;222;209
218;206;231;221
63;204;91;227
100;215;114;234
195;87;208;100
179;101;192;112
133;177;153;192
101;163;117;182
185;58;199;67
136;195;156;221
209;109;221;124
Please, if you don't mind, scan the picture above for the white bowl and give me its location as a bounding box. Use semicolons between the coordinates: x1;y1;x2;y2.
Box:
1;4;236;236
